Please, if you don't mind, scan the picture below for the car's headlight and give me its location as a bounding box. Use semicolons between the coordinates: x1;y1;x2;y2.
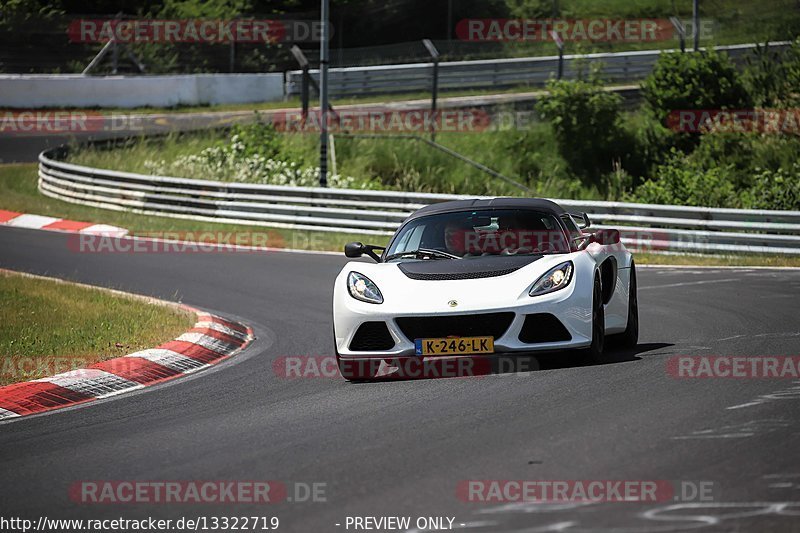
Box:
347;271;384;304
529;261;573;296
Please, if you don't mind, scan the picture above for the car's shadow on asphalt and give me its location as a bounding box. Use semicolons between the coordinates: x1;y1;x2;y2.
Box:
357;342;673;382
540;342;673;369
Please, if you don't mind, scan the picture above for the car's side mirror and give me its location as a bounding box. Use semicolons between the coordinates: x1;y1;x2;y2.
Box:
592;228;620;246
344;242;365;258
344;242;384;262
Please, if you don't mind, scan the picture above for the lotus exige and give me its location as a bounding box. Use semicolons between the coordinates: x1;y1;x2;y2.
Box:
332;198;638;380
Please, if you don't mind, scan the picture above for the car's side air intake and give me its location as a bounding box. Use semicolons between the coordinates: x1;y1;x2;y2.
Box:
349;321;396;351
518;313;572;343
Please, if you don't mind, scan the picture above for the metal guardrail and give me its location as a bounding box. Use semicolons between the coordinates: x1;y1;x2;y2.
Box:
39;148;800;255
286;42;791;98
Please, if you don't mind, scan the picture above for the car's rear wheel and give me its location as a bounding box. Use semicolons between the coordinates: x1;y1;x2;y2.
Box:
580;274;606;364
611;262;639;348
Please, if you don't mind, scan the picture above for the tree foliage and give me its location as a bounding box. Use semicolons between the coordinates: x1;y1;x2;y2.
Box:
641;50;752;121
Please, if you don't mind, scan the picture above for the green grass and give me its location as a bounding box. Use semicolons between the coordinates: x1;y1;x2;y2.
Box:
0;270;195;386
3;162;798;268
68;133;223;174
68;124;596;199
634;252;800;268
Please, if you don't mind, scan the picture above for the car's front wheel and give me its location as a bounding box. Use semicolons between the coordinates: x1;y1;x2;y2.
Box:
580;274;606;364
610;262;638;348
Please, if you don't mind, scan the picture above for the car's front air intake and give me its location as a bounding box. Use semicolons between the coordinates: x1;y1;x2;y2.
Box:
349;321;395;351
396;312;515;341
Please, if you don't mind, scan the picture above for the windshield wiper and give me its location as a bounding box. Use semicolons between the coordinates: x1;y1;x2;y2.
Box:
384;248;461;262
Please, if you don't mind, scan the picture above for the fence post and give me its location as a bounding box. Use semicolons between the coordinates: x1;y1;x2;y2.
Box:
550;30;564;79
319;0;330;187
422;39;440;141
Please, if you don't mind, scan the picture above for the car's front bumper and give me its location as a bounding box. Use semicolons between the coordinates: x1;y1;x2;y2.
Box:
334;274;593;359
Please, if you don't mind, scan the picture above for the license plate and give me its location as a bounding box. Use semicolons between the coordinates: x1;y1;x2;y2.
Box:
415;336;494;356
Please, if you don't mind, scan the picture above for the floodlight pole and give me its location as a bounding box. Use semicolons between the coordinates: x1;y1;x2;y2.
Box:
319;0;330;187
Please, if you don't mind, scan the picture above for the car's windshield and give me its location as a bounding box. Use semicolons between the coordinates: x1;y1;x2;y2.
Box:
385;209;570;260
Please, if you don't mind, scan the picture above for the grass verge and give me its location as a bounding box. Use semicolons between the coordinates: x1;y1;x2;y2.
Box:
0;270;195;386
68;125;586;199
2;163;799;267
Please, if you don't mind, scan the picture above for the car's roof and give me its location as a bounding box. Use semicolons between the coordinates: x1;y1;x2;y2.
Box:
405;198;566;222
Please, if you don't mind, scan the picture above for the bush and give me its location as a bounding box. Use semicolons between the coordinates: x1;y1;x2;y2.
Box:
535;78;626;189
742;164;800;210
686;130;800;191
629;150;740;207
142;124;363;188
642;50;752;122
743;39;800;107
618;110;678;182
227;115;283;160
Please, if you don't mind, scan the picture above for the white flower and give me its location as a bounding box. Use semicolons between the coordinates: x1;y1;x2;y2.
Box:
142;133;363;189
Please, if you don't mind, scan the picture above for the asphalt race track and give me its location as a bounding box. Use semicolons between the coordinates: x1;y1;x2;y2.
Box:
0;88;643;164
1;225;799;532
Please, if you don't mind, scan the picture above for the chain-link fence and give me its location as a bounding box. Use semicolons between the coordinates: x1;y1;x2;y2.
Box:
1;2;798;75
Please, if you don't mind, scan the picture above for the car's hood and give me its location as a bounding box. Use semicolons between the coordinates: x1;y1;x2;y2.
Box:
396;254;543;280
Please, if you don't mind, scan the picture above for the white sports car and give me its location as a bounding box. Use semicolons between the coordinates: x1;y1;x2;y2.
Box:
332;198;638;381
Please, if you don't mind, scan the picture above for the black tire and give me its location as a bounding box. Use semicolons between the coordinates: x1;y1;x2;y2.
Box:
616;263;639;347
580;274;606;364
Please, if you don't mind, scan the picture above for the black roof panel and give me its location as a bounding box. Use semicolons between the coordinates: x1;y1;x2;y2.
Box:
405;198;566;222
